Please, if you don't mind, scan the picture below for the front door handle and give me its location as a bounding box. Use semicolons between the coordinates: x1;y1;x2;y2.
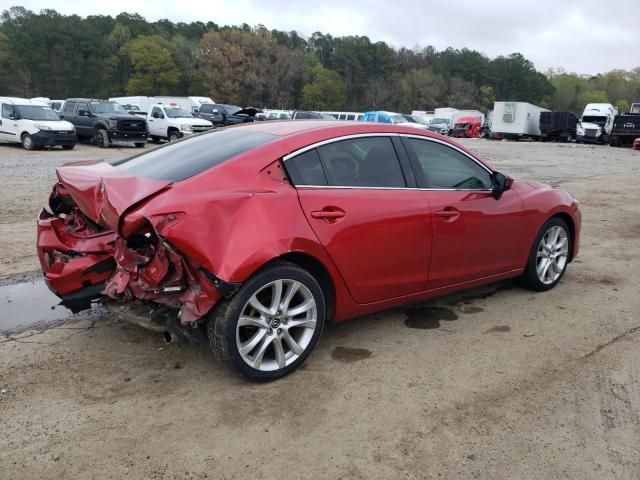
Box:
435;208;460;220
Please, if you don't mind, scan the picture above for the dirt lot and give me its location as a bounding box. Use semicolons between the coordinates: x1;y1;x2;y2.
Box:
1;139;639;479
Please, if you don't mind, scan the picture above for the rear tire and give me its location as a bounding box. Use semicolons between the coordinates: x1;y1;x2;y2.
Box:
21;133;36;150
207;261;325;381
134;142;146;148
62;145;75;150
519;217;571;291
94;129;109;148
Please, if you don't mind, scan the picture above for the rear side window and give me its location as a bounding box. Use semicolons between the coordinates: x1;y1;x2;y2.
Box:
285;149;327;186
403;138;491;190
112;129;277;181
318;137;405;188
64;101;75;113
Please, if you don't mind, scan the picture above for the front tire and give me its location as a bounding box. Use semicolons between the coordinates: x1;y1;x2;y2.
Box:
62;144;75;150
168;130;181;142
134;142;146;148
520;217;571;291
94;129;109;148
21;133;36;150
208;261;325;381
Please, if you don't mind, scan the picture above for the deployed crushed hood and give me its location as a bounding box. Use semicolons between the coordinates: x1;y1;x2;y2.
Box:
233;107;259;117
55;161;171;231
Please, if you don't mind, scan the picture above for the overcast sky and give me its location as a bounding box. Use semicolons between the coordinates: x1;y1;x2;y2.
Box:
6;0;639;74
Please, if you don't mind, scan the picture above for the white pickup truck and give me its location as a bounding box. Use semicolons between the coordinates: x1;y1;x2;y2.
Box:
147;104;214;142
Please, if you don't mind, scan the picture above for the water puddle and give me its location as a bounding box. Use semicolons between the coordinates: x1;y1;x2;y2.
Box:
0;279;80;333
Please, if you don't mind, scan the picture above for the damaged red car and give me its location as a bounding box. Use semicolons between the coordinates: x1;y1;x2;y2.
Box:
37;121;581;380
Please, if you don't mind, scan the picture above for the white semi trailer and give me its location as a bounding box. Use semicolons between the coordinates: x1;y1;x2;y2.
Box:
491;102;549;140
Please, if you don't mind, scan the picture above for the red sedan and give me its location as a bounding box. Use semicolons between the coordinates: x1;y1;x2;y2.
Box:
37;121;581;380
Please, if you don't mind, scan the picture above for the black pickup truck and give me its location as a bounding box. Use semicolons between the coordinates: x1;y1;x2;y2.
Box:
609;110;640;147
60;98;148;148
539;111;578;142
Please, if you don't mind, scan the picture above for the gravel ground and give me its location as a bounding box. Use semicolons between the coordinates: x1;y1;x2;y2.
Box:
1;138;639;479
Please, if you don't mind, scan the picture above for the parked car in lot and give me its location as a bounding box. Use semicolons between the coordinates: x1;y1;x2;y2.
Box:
363;111;429;130
321;111;363;120
60;99;148;148
427;117;452;135
291;111;337;120
262;110;292;120
195;103;258;126
147;104;214;142
609;105;640;147
37;121;581;380
0;97;77;150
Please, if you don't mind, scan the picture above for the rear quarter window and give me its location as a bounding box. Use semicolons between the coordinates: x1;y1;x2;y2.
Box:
112;129;277;181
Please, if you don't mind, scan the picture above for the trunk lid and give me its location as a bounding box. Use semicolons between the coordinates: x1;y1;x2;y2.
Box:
56;160;171;231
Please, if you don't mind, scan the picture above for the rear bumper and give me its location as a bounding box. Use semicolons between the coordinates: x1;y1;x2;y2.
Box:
32;131;78;147
36;208;116;297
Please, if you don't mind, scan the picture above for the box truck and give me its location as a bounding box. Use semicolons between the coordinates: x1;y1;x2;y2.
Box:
491;102;549;140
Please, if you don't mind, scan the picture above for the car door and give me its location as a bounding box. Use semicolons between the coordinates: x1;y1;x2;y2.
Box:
74;101;92;136
401;135;525;289
0;103;20;142
148;106;165;137
285;135;433;304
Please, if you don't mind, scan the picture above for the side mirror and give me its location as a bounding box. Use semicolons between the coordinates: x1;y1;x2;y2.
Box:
490;171;511;199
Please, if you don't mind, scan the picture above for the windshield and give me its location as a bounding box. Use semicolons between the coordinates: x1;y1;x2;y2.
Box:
403;115;417;123
112;129;277;181
223;105;242;115
582;115;606;126
390;115;408;123
90;102;127;114
165;106;193;118
126;105;140;111
15;105;60;121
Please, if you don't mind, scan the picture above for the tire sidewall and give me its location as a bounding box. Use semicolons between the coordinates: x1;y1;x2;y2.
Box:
21;133;35;150
524;217;571;291
215;264;325;381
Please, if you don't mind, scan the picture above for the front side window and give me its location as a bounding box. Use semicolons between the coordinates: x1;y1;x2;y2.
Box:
403;138;491;190
151;107;163;118
2;104;16;119
77;102;90;114
318;136;406;188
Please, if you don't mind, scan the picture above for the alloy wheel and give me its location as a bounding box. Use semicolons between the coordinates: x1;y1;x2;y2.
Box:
236;279;317;372
536;225;569;285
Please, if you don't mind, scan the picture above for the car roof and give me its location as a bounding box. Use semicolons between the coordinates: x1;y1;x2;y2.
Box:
226;120;442;138
0;97;48;106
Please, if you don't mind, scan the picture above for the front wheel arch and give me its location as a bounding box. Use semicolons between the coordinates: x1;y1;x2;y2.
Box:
548;213;576;262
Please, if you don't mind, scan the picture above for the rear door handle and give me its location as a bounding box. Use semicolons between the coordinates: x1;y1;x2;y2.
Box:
311;210;345;219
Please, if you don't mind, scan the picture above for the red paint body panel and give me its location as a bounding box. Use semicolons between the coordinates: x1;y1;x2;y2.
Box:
425;189;525;288
36;121;582;325
296;187;432;303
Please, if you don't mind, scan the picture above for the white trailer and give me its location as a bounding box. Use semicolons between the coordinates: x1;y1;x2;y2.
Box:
491;101;549;139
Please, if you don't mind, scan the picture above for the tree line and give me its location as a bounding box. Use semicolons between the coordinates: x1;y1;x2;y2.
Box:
1;6;639;114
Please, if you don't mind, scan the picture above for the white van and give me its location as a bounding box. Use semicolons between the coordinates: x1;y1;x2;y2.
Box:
147;103;214;142
0;97;77;150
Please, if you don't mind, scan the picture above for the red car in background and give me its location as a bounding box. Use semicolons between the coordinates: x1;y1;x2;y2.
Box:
37;122;581;380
